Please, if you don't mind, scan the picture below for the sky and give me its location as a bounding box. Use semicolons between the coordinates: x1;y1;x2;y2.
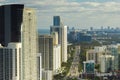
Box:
1;0;120;29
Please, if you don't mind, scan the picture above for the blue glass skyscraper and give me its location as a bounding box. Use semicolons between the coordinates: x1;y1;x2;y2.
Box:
53;16;60;26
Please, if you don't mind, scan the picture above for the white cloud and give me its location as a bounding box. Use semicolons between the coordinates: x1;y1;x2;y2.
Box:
27;1;120;14
5;0;120;29
11;0;120;14
33;1;120;29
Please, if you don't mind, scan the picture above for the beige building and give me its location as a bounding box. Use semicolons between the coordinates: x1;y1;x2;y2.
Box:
86;50;98;63
53;45;61;73
100;55;114;73
61;26;68;62
52;32;58;45
86;49;104;64
21;8;38;80
86;46;108;64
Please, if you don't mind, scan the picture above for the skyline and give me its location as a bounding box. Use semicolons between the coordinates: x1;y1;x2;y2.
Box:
1;0;120;29
0;3;120;80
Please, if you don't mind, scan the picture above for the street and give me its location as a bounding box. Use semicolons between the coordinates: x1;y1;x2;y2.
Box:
67;46;80;78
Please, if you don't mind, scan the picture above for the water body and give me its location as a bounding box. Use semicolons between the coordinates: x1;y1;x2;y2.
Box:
38;29;50;35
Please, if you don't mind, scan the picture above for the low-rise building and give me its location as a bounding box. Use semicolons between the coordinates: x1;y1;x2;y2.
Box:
100;55;114;73
83;60;95;74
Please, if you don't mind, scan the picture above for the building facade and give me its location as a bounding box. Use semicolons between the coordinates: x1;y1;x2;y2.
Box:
100;55;114;73
61;26;67;62
0;4;38;80
83;60;95;74
0;45;13;80
37;53;42;80
52;32;58;45
50;16;68;62
53;16;60;26
0;4;24;46
42;70;53;80
53;45;61;73
0;42;21;80
50;26;61;44
39;35;54;70
22;8;38;80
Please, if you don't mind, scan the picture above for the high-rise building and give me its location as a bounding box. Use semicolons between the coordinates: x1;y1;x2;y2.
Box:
0;44;13;80
53;16;60;26
7;43;22;80
0;4;38;80
21;8;38;80
53;45;61;73
50;26;61;44
0;42;21;80
0;4;24;46
50;16;68;62
39;34;61;80
50;26;67;62
42;70;53;80
37;53;42;80
61;26;67;62
51;32;58;45
39;35;54;70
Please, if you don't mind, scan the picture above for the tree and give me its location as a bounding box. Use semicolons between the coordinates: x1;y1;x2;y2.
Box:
95;64;100;72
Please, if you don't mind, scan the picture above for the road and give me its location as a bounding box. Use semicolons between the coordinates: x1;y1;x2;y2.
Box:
67;46;80;78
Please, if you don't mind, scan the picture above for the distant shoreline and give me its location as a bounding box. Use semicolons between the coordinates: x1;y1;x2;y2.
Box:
38;29;50;35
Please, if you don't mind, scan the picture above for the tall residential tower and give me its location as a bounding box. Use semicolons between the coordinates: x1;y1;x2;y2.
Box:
39;35;53;70
22;8;38;80
61;26;67;62
0;4;38;80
